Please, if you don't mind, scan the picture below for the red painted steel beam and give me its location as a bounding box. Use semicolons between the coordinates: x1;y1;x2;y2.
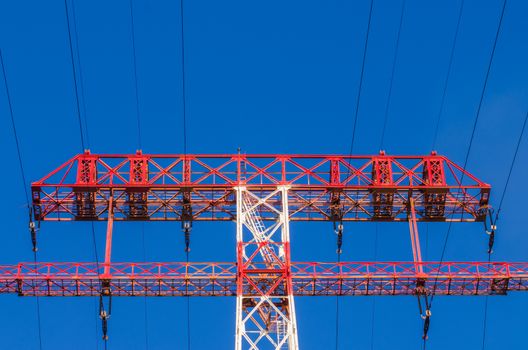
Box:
1;262;525;297
31;152;491;222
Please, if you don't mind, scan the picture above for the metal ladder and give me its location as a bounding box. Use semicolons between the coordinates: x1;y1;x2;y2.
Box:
242;193;276;264
273;315;288;349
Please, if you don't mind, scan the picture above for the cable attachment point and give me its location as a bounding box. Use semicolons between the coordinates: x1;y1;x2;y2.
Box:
182;190;193;253
29;221;38;252
483;208;497;254
335;223;344;255
100;310;109;341
416;281;431;340
99;294;112;341
183;221;192;253
422;308;431;340
101;279;111;296
487;230;495;255
27;208;38;252
329;190;343;255
486;224;497;235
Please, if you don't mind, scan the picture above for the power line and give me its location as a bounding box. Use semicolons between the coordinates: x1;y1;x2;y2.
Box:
460;0;507;173
68;5;98;347
1;50;29;205
126;3;149;347
431;0;465;151
480;250;492;350
347;0;374;155
65;1;108;347
379;0;406;151
33;253;44;350
91;222;100;350
421;10;510;350
481;110;527;350
186;263;191;350
365;21;403;340
431;0;507;303
144;291;150;350
422;3;509;348
180;0;188;155
1;49;43;350
70;0;90;148
495;110;528;217
369;223;379;350
481;294;490;350
401;1;465;339
129;0;142;150
126;0;150;341
429;0;508;307
334;252;341;350
337;3;374;348
64;0;86;151
141;223;150;350
179;1;191;348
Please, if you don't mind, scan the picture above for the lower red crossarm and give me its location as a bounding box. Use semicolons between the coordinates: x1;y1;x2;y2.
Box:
0;261;526;296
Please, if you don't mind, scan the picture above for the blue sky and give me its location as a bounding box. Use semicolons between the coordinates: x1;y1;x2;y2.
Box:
1;0;527;349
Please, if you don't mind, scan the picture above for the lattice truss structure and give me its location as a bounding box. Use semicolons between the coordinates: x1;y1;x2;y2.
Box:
31;152;490;222
235;186;298;350
3;261;528;297
1;152;526;350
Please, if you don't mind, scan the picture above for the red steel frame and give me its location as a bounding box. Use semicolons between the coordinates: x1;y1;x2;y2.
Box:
22;153;527;300
12;152;528;347
1;262;526;297
31;152;490;222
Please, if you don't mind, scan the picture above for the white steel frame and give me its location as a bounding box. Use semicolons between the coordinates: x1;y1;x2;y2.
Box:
235;186;299;350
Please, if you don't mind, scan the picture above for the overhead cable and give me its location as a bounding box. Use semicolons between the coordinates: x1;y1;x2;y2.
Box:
431;0;465;150
128;0;142;150
337;2;375;348
423;4;508;349
64;0;86;151
1;48;43;350
429;0;508;306
379;0;406;150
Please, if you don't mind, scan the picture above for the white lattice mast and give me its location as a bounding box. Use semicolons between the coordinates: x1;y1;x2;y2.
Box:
235;186;299;350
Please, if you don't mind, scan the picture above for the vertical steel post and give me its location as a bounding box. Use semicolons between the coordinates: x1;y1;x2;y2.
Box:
235;187;244;350
280;186;299;350
103;192;114;276
408;197;423;273
235;186;299;350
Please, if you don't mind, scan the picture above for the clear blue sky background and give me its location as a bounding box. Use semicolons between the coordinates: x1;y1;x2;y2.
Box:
0;0;527;349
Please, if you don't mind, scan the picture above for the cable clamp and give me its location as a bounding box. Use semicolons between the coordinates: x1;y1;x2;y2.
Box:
29;221;38;252
425;309;432;317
